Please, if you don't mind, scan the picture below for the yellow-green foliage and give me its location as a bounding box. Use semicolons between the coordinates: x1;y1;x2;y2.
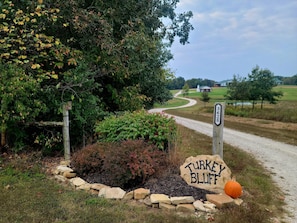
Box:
95;110;177;150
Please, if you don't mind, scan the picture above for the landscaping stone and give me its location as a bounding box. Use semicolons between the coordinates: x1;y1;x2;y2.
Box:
123;191;134;200
51;162;244;217
206;193;234;208
134;188;150;200
234;198;244;206
180;155;232;193
159;203;176;211
176;204;195;213
54;175;67;183
77;183;91;191
203;202;217;212
63;171;76;178
143;196;152;206
69;177;87;187
90;189;99;195
151;203;159;208
60;160;71;166
56;165;74;174
98;187;126;199
90;183;110;191
150;194;171;204
52;169;60;175
193;200;207;212
170;196;195;205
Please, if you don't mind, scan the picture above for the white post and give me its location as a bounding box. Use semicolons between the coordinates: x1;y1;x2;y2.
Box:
212;102;225;159
63;102;72;161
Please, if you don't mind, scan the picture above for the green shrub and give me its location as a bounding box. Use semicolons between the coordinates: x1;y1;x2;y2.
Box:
71;143;105;175
225;106;249;117
103;140;168;188
34;131;63;156
95;110;177;151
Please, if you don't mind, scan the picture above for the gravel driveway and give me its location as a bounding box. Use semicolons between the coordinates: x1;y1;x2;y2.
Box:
150;93;297;222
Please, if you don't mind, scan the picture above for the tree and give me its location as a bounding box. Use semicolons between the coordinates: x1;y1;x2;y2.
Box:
200;92;210;107
182;83;190;96
0;63;45;147
0;0;194;149
283;74;297;85
186;78;215;88
166;76;186;89
0;1;101;148
47;0;193;110
226;68;283;109
248;66;283;109
226;75;251;108
0;1;81;81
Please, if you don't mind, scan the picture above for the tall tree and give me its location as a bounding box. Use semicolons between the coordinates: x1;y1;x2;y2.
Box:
226;75;252;108
200;92;210;107
248;66;282;109
0;0;193;148
182;83;190;96
47;0;193;110
0;63;45;147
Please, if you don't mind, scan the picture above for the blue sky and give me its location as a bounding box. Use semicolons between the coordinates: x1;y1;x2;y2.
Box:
167;0;297;82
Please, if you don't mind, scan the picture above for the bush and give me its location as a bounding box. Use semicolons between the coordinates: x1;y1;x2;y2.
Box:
103;140;168;188
71;143;105;175
71;140;168;188
95;110;177;151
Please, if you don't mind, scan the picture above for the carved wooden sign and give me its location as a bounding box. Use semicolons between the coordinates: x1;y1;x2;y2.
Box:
180;155;232;193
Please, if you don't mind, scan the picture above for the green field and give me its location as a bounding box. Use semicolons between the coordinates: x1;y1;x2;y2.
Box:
274;85;297;101
154;97;188;108
188;85;297;101
160;85;297;124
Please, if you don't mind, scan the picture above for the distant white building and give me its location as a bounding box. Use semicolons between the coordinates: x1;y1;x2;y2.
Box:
197;85;212;92
215;80;232;87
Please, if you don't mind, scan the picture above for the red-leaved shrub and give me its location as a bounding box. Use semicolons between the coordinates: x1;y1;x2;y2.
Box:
103;140;168;188
71;143;106;176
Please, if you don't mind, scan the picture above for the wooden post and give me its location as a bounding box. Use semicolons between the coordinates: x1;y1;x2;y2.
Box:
63;102;72;161
212;102;225;159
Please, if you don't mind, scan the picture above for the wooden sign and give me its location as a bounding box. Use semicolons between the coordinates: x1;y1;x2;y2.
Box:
212;102;225;159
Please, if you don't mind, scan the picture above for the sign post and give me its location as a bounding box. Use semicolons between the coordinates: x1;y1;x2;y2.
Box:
63;101;72;161
212;102;225;159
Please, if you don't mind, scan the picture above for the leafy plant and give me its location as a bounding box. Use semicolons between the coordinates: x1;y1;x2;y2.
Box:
34;131;63;156
71;143;105;175
0;63;45;147
102;140;168;188
200;92;210;107
95;110;177;151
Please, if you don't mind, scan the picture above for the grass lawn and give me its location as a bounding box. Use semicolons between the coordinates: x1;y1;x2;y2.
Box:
186;85;297;102
0;85;294;222
0;154;201;223
0;123;287;223
154;97;189;108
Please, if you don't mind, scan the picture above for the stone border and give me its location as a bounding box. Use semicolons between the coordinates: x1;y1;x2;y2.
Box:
52;161;243;217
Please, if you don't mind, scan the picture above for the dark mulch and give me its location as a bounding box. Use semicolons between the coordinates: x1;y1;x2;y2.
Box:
83;170;214;201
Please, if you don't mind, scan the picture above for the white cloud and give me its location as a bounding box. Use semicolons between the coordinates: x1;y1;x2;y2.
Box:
169;0;297;80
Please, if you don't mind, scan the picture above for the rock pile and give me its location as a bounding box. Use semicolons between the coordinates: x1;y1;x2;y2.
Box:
52;161;243;216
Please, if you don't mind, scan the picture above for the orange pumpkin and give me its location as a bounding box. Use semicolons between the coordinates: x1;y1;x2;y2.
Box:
224;180;242;198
